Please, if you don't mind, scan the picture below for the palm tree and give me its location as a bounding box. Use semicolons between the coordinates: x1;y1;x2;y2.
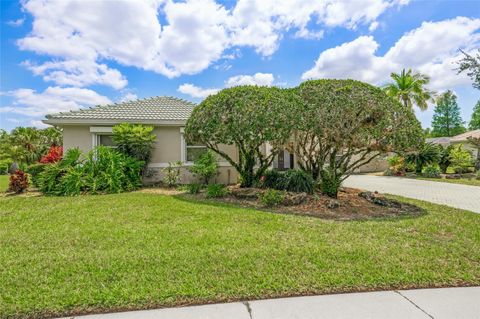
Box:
383;69;435;110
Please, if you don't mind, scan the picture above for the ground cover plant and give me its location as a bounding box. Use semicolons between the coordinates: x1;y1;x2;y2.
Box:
1;192;479;318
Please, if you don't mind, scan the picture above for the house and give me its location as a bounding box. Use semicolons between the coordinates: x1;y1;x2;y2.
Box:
427;130;480;158
43;96;387;184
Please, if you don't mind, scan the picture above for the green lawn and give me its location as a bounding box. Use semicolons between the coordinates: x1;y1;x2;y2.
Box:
0;175;8;192
1;193;479;318
417;176;480;186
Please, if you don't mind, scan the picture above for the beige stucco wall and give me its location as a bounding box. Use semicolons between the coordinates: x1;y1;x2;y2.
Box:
61;124;239;184
62;125;92;154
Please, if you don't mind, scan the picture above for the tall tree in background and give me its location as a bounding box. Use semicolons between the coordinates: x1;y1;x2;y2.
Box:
431;90;466;137
383;69;435;110
469;100;480;130
457;49;480;90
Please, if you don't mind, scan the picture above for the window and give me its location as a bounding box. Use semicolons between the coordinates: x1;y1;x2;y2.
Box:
186;143;207;162
95;134;117;148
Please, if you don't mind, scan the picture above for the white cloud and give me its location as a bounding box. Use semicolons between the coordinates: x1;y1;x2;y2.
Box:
17;0;407;88
178;73;275;98
302;17;480;90
7;18;25;27
225;73;275;87
30;120;49;128
119;92;138;103
178;84;220;98
23;60;128;90
0;86;111;117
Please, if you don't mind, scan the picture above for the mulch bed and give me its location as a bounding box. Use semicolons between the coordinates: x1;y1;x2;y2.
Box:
185;186;425;221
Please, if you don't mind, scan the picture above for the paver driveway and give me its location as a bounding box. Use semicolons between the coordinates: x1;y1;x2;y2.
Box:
344;175;480;214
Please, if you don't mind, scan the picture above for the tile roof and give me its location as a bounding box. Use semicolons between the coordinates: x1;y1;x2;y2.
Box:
450;129;480;142
45;96;196;122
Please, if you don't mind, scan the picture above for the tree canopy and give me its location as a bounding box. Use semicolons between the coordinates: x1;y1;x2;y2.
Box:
457;49;480;90
184;86;298;187
292;79;423;197
383;69;435;111
431;90;466;137
469;99;480;130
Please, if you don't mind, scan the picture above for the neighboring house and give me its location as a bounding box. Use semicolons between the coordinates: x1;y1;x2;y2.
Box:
43;96;387;185
427;130;480;158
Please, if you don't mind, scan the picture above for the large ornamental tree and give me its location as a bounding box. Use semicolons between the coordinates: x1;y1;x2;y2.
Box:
185;86;298;187
291;79;423;197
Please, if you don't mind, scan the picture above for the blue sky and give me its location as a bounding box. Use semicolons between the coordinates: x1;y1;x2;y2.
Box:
1;0;479;131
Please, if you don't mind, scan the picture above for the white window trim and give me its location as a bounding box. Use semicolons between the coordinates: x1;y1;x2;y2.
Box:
179;127;230;166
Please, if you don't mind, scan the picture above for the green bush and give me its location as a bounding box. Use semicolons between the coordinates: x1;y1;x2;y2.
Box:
449;145;473;174
112;123;156;172
188;150;218;184
187;183;201;194
280;170;314;194
259;169;314;194
162;161;182;187
206;184;228;198
38;147;143;196
259;189;285;207
385;155;405;176
405;143;441;174
422;164;441;178
26;163;47;187
476;170;480;180
0;159;12;175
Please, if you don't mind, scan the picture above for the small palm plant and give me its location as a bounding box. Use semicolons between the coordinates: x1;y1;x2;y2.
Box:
405;143;441;174
383;69;435;110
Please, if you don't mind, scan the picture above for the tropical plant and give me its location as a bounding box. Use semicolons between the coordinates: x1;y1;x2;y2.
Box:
449;144;473;174
431;91;466;137
422;164;441;178
162;161;182;187
112;123;156;171
469;100;480;130
383;69;435;110
185;86;298;187
438;145;454;174
37;147;143;196
205;183;228;198
186;183;201;194
8;170;30;194
385;155;406;176
0;159;12;175
26;163;48;187
259;189;285;207
466;136;480;170
457;49;480;90
188;150;218;185
405;143;441;174
278;169;314;194
291;79;423;197
39;146;63;163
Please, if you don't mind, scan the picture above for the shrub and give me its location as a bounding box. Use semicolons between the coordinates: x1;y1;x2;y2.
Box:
26;163;47;187
8;170;29;194
0;159;12;175
188;150;218;184
258;169;314;194
386;155;405;176
258;169;283;189
405;143;441;174
438;145;454;174
186;183;201;194
422;164;441;178
39;146;63;164
259;189;285;207
476;170;480;180
280;169;314;194
449;145;473;174
206;183;228;198
162;161;182;187
38;147;143;196
112;123;156;171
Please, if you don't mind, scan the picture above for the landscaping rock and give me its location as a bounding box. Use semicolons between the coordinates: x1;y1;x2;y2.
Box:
326;199;340;209
358;191;402;208
230;187;261;199
283;192;307;206
445;174;462;179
